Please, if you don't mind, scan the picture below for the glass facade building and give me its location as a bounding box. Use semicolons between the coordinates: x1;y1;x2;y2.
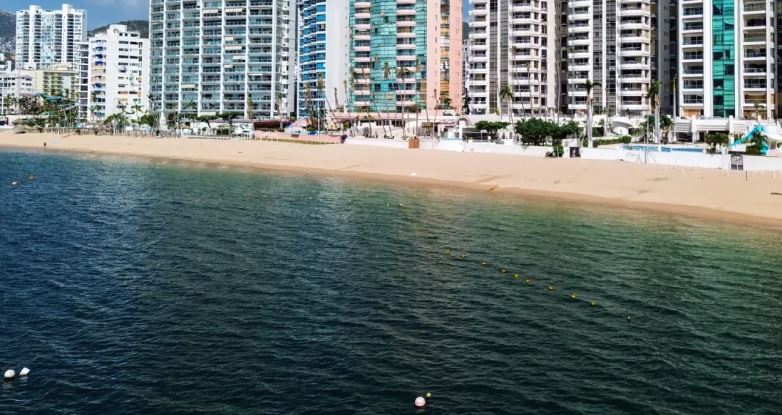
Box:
296;0;349;118
349;0;462;114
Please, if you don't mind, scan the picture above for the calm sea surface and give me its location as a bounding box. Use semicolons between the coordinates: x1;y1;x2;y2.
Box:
0;149;780;414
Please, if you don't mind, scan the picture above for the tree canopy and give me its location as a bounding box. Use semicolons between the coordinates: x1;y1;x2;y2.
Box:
514;118;580;145
474;121;510;139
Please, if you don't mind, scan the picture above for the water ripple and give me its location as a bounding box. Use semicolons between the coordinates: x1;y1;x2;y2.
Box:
0;150;780;414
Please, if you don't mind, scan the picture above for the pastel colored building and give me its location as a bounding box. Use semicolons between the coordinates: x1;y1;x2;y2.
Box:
348;0;463;114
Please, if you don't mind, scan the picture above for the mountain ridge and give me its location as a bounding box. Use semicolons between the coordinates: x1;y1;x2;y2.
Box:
89;20;149;38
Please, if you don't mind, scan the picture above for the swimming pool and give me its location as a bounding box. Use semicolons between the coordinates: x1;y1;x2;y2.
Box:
623;145;705;153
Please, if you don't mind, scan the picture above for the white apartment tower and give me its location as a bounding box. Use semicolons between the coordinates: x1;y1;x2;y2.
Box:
15;4;87;70
87;25;150;122
149;0;296;124
467;0;558;116
677;0;776;119
566;0;657;116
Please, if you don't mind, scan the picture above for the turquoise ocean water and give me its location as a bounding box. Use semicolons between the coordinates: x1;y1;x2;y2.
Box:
0;149;780;414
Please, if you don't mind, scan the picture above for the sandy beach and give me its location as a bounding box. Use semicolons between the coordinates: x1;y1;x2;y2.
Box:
2;130;782;227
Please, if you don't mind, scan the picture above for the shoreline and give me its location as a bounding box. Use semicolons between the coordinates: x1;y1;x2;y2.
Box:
2;132;782;229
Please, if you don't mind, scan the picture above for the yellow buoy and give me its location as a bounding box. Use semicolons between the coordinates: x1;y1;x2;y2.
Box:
426;392;432;398
500;268;507;273
481;261;487;266
547;285;555;291
570;293;577;300
524;278;531;284
591;300;597;307
460;254;465;259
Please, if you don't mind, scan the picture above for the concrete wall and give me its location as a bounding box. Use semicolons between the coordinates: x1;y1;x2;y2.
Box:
343;137;782;171
344;138;408;149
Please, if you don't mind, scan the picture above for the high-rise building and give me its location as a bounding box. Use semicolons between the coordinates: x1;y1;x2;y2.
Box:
435;0;463;112
566;0;657;116
87;25;150;122
15;4;87;70
467;0;558;116
148;0;296;124
75;41;90;119
348;0;463;114
677;0;776;119
658;0;677;115
296;0;350;118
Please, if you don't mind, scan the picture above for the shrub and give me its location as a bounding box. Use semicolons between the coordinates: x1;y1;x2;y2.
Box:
593;135;632;147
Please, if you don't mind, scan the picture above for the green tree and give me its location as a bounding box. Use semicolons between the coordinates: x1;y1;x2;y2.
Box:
139;111;160;132
218;112;239;138
474;120;510;140
705;132;730;154
745;130;769;155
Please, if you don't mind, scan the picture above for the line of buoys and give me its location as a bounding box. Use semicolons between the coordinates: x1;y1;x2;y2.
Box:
427;237;611;318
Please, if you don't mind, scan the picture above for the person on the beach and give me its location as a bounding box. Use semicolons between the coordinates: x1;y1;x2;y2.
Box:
43;142;47;151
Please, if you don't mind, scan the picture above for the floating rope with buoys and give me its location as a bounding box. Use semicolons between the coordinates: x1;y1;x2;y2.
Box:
392;199;622;322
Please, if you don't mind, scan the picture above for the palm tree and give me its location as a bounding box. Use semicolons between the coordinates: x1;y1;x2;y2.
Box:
396;65;412;138
246;95;254;120
647;80;661;144
753;102;765;121
584;79;601;148
275;92;284;130
219;112;238;138
343;78;358;137
178;100;196;137
382;61;392;137
462;94;471;115
499;83;513;126
196;114;217;135
316;73;326;134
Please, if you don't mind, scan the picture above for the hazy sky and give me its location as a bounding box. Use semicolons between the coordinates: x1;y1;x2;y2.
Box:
4;0;471;28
